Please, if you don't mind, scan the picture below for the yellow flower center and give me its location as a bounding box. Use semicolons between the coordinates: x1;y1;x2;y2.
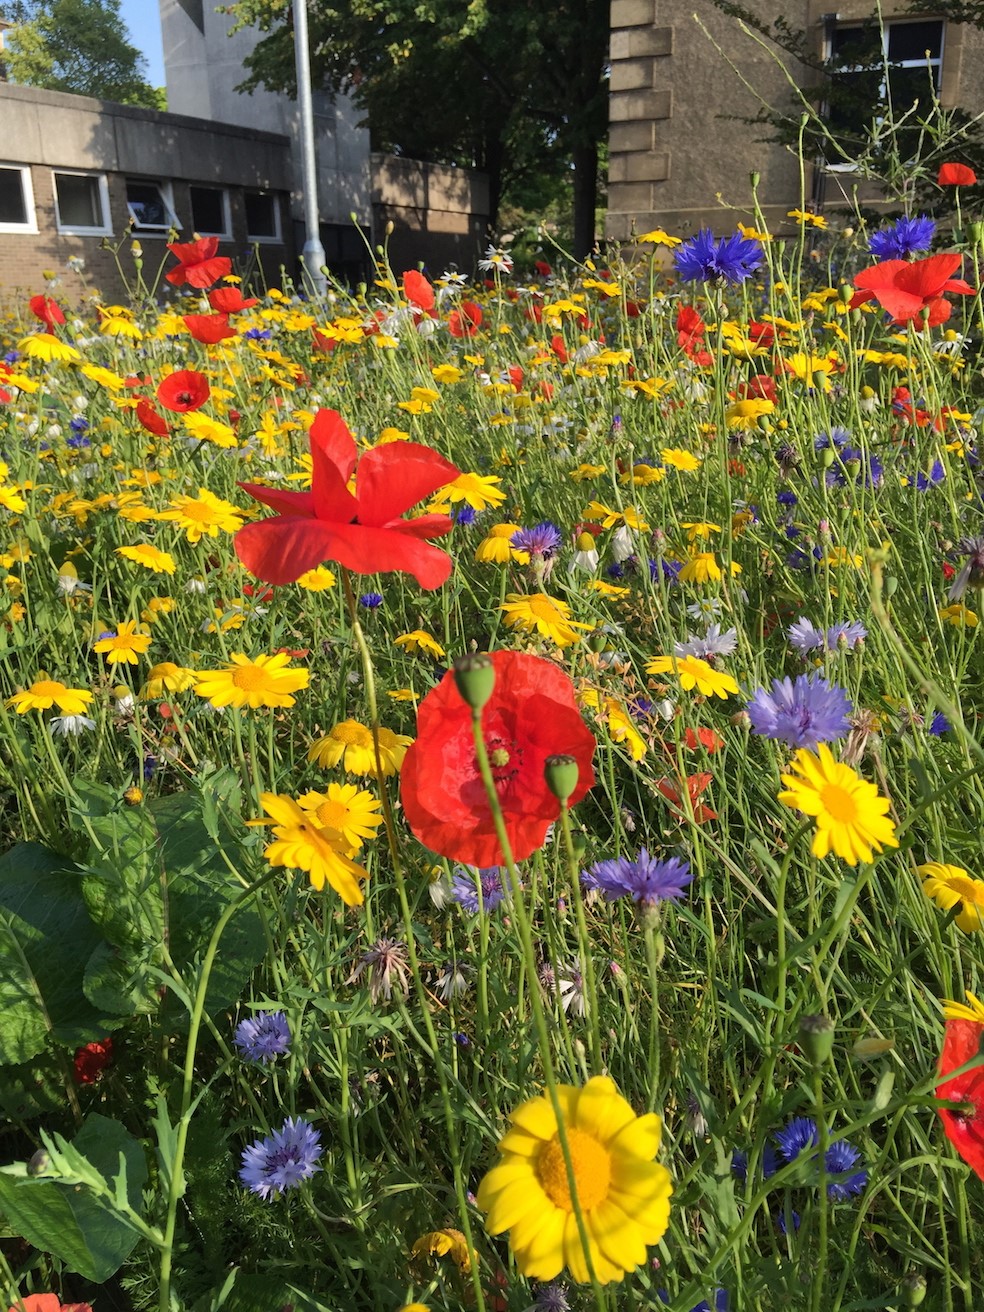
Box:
820;782;858;823
951;874;984;906
537;1128;611;1211
182;500;216;523
315;799;350;830
530;595;563;619
231;664;269;691
32;679;64;697
333;721;373;747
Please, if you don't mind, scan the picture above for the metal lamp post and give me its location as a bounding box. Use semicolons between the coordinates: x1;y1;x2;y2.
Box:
293;0;328;298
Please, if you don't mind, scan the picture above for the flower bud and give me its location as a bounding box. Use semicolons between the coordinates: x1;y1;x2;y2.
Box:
123;785;144;806
901;1273;927;1307
544;754;579;804
838;282;854;302
799;1012;835;1065
28;1149;50;1176
453;653;495;711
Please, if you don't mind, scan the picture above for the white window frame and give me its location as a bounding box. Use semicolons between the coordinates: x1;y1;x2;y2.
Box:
827;19;945;108
0;163;38;235
125;178;180;236
52;169;112;236
189;184;232;239
244;189;282;244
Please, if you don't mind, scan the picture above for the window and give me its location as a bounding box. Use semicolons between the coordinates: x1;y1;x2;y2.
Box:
190;185;231;238
827;19;944;148
53;171;111;235
126;179;179;234
0;164;38;234
244;190;281;242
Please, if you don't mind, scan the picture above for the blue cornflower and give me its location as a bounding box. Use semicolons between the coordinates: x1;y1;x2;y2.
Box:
3;350;20;365
914;460;946;491
581;848;692;909
69;417;89;434
359;592;383;609
454;504;478;526
450;867;506;913
731;1144;779;1184
814;426;851;452
868;214;935;261
66;433;91;449
824;1137;868;1200
777;490;798;508
512;521;562;558
606;561;626;580
650;558;682;583
746;674;852;750
658;1290;729;1312
526;1283;571;1312
787;617;824;653
628;694;654;719
239;1116;322;1199
143;754;158;781
674;229;763;284
242;327;273;340
234;1010;291;1063
930;710;951;736
775;1116;820;1162
825;620;867;650
776;1208;801;1234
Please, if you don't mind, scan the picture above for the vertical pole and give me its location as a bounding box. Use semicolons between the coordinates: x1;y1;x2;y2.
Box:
293;0;327;298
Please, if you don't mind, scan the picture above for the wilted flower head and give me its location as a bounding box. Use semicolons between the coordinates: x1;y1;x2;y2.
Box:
347;937;410;1003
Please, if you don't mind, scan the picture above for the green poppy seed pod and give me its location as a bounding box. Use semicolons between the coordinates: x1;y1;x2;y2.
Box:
587;629;608;653
838;282;854;302
969;222;984;245
821;447;837;469
544;754;579;804
799;1013;835;1066
749;171;761;189
27;1148;50;1176
884;574;899;598
901;1273;927;1307
570;830;587;858
453;653;495;711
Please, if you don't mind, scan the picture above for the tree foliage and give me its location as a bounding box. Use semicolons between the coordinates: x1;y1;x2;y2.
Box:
2;0;162;109
228;0;610;258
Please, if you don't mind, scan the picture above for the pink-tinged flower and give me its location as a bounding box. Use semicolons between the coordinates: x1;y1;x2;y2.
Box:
165;236;232;288
235;409;459;588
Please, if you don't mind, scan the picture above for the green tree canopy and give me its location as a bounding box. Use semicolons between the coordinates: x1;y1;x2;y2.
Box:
2;0;162;109
229;0;609;259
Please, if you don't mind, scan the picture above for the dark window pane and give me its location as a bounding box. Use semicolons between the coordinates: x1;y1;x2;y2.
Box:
888;21;943;62
0;168;28;225
56;174;102;228
831;25;881;67
245;191;278;239
827;69;882;135
190;185;226;235
127;182;169;229
888;64;939;110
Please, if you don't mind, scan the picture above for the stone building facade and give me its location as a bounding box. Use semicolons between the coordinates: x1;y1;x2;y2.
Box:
607;0;984;241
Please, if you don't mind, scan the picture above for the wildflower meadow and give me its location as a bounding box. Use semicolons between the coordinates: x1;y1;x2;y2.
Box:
1;167;984;1312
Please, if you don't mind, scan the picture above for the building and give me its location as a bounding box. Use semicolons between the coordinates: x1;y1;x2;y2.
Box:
606;0;984;241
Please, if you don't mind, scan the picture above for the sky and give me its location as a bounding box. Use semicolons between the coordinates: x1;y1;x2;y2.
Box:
119;0;166;89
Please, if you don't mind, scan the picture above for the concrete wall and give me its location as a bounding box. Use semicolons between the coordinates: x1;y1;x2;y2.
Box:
371;155;490;274
159;0;372;230
0;82;294;300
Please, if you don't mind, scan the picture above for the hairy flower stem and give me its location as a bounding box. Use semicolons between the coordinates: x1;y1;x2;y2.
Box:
341;569;487;1312
559;804;603;1070
470;710;607;1311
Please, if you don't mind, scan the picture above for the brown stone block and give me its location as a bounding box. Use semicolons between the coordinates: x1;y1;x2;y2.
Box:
610;58;654;92
426;210;470;235
610;0;656;29
609;122;656;153
610;25;673;60
608;151;670;184
609;89;672;122
606;181;655;211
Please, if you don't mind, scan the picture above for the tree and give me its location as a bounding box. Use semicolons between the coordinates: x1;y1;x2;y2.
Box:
228;0;610;260
3;0;162;109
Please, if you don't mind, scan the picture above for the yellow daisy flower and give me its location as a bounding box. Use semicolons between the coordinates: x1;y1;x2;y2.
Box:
637;228;682;247
157;489;245;544
942;991;984;1023
412;1229;476;1271
116;543;176;575
253;792;366;905
430;471;506;513
296;783;384;855
500;593;591;647
919;863;984;933
296;565;337;591
645;655;738;699
660;448;701;472
939;603;978;628
141;662;197;698
194;653;309;709
778;744;898;866
7;679;93;715
476;1075;672;1283
18;333;81;363
395;630;446;660
307;721;412;776
475;523;528;565
0;486;27;514
93;621;152;665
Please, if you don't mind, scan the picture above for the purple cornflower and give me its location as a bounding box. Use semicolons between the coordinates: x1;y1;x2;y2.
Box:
450;867;506;913
824;1137;868;1200
512;521;562;559
675;623;738;659
359;592;383;609
868;214;935;261
582;848;692;909
524;1283;571;1312
454;505;477;526
650;557;683;583
787;617;824;653
732;1145;779;1184
239;1116;322;1199
674;229;763;284
746;674;852;750
233;1010;291;1063
948;535;984;600
814;426;851;452
913;460;946;491
930;710;951;735
774;1116;819;1162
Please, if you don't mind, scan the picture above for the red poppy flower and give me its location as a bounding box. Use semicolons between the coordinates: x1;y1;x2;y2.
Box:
73;1037;113;1085
683;726;724;753
938;162;977;186
675;303;713;366
535;260;553;278
657;771;717;824
312;328;337;353
6;1296;93;1312
550;333;568;364
165;236;232;288
29;294;65;329
400;650;596;866
135;398;170;436
738;374;778;403
235;408;459;588
183;313;237;344
937;1018;984;1179
208;286;258;313
448;301;483;338
403;269;436;317
852;254;975;328
156;369;210;413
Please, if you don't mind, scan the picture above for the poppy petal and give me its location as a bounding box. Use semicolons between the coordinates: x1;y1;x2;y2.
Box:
355;442;460;527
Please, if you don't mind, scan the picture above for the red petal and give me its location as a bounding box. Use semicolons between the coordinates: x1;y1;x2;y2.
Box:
308;409;359;521
168;236;219;264
235;517;350;584
894;253;963;299
238;482;315;517
403;269;436;313
355;442;459;527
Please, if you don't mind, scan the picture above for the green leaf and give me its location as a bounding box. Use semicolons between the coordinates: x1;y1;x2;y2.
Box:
0;842;122;1063
0;1114;148;1282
